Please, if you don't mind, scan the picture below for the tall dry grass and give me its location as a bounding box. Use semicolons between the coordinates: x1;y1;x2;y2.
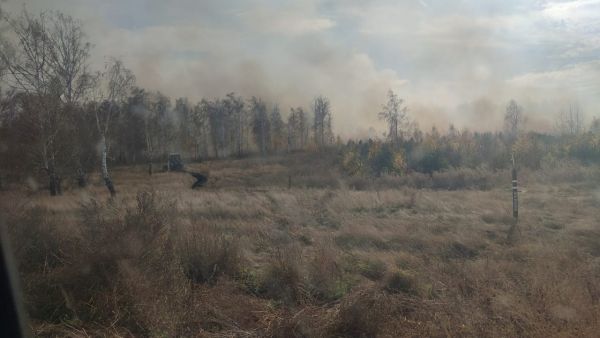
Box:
1;154;600;337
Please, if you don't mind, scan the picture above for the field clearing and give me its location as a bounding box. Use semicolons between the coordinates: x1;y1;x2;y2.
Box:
2;155;600;337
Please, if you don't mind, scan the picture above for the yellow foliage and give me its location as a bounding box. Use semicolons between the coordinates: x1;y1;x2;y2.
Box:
342;150;362;175
367;141;382;161
392;152;406;173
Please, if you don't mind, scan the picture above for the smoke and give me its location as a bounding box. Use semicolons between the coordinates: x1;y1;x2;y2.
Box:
2;0;599;137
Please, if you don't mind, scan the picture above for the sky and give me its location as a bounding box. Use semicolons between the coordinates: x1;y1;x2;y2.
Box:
2;0;600;137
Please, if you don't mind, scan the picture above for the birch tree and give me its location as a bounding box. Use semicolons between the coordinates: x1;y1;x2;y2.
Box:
175;97;195;158
313;95;331;148
203;98;224;158
556;103;584;136
379;90;408;146
192;100;209;159
145;91;173;174
0;6;7;81
251;96;270;156
0;10;66;195
47;11;93;186
288;107;308;151
92;58;135;196
224;92;245;157
47;12;92;104
504;99;524;140
270;104;285;153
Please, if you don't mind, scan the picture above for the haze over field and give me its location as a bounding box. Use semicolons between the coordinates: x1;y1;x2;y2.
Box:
2;0;600;136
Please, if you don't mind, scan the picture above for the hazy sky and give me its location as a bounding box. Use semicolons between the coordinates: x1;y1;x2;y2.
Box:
2;0;600;137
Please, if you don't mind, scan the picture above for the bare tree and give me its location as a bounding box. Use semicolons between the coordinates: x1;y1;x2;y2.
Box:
313;95;332;148
47;11;93;186
92;58;135;196
174;97;195;158
145;91;173;174
556;103;584;136
0;10;67;195
379;90;408;145
203;98;225;158
47;12;92;104
288;107;308;151
191;100;209;160
0;11;52;95
270;104;285;153
504;99;524;139
223;92;245;157
128;88;156;175
0;6;7;81
251;96;270;156
0;5;8;104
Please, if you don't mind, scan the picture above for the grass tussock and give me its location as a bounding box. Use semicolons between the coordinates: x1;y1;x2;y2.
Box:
384;270;419;295
258;246;304;305
356;257;388;281
177;224;242;284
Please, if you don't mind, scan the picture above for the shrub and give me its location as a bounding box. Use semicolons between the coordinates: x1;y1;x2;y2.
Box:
258;246;304;304
306;246;354;301
177;224;242;284
77;191;176;283
329;289;392;338
3;207;72;321
125;190;177;243
65;191;181;330
31;191;186;335
357;257;388;281
4;207;64;274
384;270;418;295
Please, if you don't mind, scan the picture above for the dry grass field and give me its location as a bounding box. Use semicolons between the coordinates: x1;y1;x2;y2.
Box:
2;152;600;337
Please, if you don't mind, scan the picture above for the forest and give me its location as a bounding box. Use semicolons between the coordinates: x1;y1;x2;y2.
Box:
1;9;600;197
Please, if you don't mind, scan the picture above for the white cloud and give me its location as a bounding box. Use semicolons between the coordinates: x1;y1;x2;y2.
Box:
238;8;335;36
508;60;600;98
236;2;335;36
542;0;600;21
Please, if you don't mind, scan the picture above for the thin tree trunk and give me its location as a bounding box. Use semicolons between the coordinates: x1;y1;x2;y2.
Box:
260;120;265;156
47;154;62;196
145;120;153;175
56;176;62;195
77;168;87;187
100;135;116;196
212;133;219;159
48;172;62;195
49;173;57;196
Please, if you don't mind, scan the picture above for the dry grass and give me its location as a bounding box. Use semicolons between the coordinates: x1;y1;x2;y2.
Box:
1;153;600;337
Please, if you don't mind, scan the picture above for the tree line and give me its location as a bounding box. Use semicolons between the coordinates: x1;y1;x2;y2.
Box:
0;9;334;196
1;8;599;196
341;91;600;177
